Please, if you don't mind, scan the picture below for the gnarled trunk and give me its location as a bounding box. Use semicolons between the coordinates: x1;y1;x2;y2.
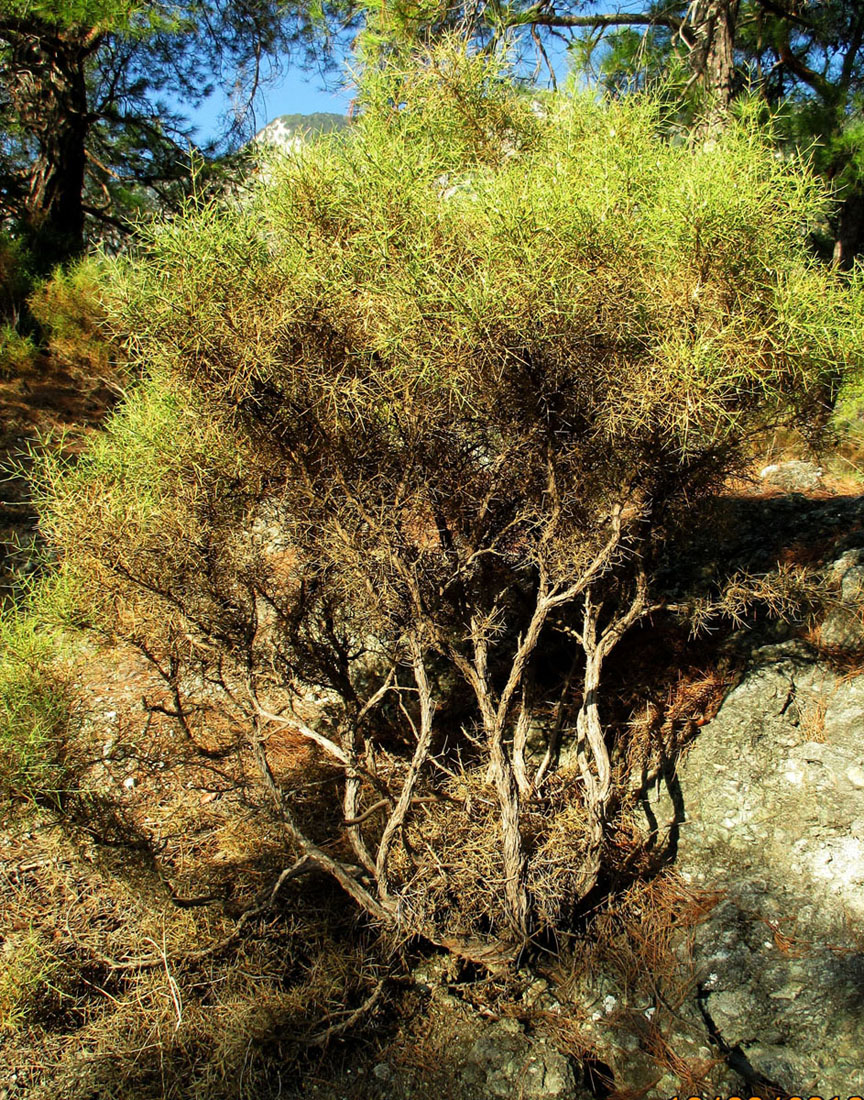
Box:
4;19;96;268
689;0;740;123
833;189;864;269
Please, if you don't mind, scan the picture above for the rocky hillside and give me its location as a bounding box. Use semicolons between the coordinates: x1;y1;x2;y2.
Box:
253;111;348;153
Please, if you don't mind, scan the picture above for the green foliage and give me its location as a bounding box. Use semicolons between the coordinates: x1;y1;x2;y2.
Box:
35;362;262;651
783;91;864;196
122;48;859;450
28;257;121;375
37;44;864;943
0;323;37;378
0;586;76;803
572;20;690;102
358;0;471;51
39;365;252;537
0;927;60;1034
1;0;174;34
561;0;864;261
0;233;36;324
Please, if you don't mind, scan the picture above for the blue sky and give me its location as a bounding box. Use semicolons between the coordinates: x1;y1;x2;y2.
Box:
186;35;574;145
187;62;355;143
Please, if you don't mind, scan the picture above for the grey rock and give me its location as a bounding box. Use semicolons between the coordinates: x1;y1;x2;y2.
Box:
759;460;823;492
821;550;864;649
706;990;755;1045
820;605;864;648
658;637;864;1095
464;1019;576;1099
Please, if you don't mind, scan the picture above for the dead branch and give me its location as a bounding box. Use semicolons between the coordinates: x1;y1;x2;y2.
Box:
300;979;386;1047
375;637;437;909
250;698;349;766
512;681;532;797
248;713;392;923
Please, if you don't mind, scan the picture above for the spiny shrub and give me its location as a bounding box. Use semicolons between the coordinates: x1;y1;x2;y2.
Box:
36;42;863;953
28;256;120;377
0;322;38;378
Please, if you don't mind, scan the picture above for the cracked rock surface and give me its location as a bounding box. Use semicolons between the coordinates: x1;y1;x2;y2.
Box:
653;637;864;1095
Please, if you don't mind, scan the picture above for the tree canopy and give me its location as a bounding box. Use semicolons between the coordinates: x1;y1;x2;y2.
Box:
564;0;864;262
0;0;350;271
2;0;862;275
360;1;864;261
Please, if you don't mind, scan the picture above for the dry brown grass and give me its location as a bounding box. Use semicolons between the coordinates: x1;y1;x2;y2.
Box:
0;807;388;1100
0;639;393;1100
556;871;721;1008
384;765;596;943
637;1019;722;1093
617;665;732;794
797;692;829;743
540;871;725;1092
760;915;812;959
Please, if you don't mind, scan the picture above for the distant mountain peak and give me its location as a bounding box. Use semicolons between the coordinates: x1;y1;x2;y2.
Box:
254;112;348;152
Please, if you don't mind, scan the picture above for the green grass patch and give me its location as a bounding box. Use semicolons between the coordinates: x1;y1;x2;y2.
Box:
0;577;80;804
0;322;38;379
0;927;61;1034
